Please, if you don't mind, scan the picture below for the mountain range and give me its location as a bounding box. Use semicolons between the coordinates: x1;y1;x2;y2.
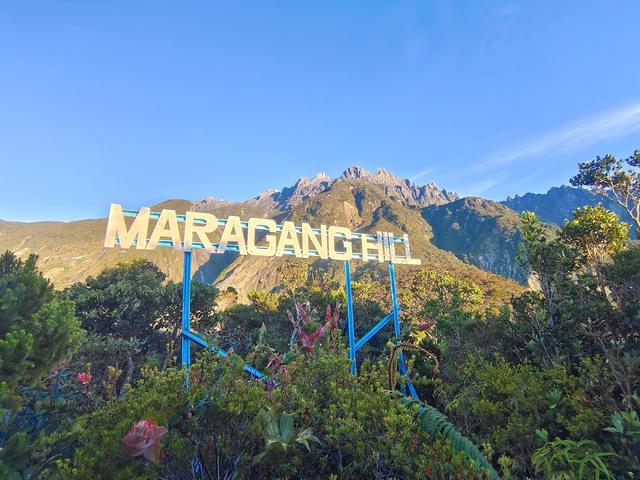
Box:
0;166;621;302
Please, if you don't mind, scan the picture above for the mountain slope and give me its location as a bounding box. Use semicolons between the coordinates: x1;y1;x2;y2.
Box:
0;200;224;287
423;197;528;284
212;179;521;303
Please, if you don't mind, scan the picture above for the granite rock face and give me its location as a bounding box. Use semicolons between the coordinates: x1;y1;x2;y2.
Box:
195;166;459;215
273;172;334;210
338;166;458;208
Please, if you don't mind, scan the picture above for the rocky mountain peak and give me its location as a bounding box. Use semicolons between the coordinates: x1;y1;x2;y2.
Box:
194;165;458;214
254;188;280;201
338;166;457;208
274;172;335;210
373;167;404;184
341;166;370;179
193;196;231;211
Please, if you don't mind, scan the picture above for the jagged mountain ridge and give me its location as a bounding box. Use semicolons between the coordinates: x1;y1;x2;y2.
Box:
195;166;458;216
501;185;631;227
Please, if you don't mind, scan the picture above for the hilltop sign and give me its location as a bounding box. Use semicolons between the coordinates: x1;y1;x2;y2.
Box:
104;203;421;265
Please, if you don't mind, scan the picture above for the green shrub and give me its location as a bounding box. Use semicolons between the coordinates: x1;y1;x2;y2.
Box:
58;349;491;479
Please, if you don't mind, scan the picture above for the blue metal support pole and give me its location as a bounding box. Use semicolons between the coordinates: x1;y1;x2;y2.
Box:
389;261;408;392
389;262;400;338
353;312;394;351
181;250;192;370
344;260;356;374
181;330;267;380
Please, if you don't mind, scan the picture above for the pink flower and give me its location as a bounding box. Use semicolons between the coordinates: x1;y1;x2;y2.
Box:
75;372;92;385
122;419;168;463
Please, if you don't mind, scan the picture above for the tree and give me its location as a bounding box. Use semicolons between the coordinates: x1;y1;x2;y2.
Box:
517;212;578;331
561;205;629;286
0;251;84;407
571;150;640;234
402;269;483;355
157;280;218;368
0;251;84;478
63;259;218;393
278;260;309;302
62;259;167;343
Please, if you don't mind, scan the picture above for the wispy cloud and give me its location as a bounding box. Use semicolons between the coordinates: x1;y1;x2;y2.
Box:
409;168;432;182
468;101;640;173
454;178;503;197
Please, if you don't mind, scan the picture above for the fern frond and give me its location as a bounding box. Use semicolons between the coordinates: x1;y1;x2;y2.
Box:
399;395;501;480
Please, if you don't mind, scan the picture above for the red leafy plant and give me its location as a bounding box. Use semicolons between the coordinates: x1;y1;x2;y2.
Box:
416;320;436;332
122;418;168;463
287;303;341;354
265;353;287;395
324;304;340;351
267;352;288;379
287;304;325;354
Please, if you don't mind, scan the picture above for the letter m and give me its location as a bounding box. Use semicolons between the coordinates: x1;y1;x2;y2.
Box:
104;204;150;249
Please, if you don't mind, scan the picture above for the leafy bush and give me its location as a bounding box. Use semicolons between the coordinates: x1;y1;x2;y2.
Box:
58;348;492;479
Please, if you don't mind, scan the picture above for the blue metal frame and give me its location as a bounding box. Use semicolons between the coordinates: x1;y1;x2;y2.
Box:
340;260;419;398
344;261;357;374
182;329;266;379
172;230;417;398
180;250;266;381
180;254;418;398
181;251;192;370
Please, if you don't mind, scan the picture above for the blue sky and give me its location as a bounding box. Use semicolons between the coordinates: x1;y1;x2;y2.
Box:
2;1;640;221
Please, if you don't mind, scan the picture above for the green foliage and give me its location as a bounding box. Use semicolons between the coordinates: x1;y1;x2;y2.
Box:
401;396;500;479
561;205;629;289
518;212;578;289
62;259;218;394
0;251;85;478
605;245;640;317
246;289;279;314
532;433;615;480
254;409;320;464
0;366;92;479
561;205;629;263
0;252;84;407
571;149;640;234
62;259;166;341
604;403;640;475
446;355;607;475
54;349;491;479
